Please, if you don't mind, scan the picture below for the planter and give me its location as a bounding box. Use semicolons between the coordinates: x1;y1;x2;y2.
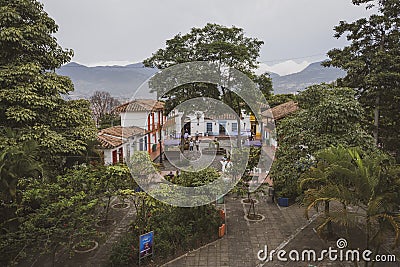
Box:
244;214;265;222
111;202;130;210
241;199;259;205
277;197;289;207
95;219;116;228
218;224;226;238
73;240;99;253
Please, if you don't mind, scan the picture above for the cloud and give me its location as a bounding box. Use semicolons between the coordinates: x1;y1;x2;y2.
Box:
256;60;310;76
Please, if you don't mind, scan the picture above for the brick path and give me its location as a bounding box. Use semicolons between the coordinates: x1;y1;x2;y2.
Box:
162;195;318;267
162;196;400;267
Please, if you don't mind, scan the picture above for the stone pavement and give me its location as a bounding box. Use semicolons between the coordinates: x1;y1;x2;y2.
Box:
162;196;400;267
162;195;319;267
86;198;136;267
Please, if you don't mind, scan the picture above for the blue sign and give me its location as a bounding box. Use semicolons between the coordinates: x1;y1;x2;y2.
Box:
139;231;154;259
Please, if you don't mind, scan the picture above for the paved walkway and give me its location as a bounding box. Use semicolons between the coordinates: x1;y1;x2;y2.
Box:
162;196;400;267
162;195;318;267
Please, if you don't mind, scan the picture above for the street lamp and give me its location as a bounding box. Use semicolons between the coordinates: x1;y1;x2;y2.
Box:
159;123;163;164
159;138;163;164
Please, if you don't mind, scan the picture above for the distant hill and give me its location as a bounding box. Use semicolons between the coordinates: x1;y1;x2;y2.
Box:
270;61;346;94
56;62;158;100
57;61;346;99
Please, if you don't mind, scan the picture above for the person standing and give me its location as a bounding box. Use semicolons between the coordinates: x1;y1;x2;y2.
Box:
189;139;194;151
195;139;200;151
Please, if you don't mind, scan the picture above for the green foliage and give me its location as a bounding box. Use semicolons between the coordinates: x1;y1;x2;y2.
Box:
0;165;101;265
270;84;375;199
300;145;400;251
109;200;221;266
0;163;138;266
143;23;272;145
324;0;400;160
0;138;42;202
0;0;97;172
173;167;220;187
267;93;297;108
109;233;135;267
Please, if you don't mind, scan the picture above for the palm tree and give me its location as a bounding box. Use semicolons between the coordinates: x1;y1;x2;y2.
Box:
349;150;400;262
0;140;42;203
300;145;357;238
300;146;400;266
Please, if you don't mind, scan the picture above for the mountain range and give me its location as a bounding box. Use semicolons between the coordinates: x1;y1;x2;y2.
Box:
57;61;346;99
270;61;346;94
56;62;158;100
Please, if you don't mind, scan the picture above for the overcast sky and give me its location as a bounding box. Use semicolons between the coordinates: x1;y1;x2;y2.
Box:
38;0;373;75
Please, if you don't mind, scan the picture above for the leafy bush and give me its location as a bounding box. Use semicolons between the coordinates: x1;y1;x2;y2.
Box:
109;233;135;266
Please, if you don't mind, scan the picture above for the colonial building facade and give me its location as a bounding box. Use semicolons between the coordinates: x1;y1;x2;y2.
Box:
98;99;165;164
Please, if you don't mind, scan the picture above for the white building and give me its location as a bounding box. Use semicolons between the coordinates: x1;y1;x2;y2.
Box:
97;126;147;165
98;99;165;164
164;110;259;138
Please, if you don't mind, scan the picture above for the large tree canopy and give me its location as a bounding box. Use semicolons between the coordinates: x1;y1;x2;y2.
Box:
323;0;400;161
143;23;272;113
0;0;97;172
270;84;375;199
144;24;272;150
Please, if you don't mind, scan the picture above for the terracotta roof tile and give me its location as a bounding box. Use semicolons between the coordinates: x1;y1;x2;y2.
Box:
97;126;146;149
262;101;299;121
114;99;164;113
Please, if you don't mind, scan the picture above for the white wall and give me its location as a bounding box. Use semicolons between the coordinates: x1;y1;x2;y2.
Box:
120;111;149;129
165;110;257;137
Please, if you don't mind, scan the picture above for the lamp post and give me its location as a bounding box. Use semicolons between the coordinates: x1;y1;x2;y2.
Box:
159;137;163;164
159;122;163;164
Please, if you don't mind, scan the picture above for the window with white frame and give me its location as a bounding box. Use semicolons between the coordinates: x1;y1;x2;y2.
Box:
231;122;238;132
206;122;213;133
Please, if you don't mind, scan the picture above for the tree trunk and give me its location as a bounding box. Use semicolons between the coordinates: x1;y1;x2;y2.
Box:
325;200;333;237
373;95;380;147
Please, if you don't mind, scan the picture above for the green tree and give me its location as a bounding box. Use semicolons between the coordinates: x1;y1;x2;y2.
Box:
0;165;103;266
323;0;400;161
300;146;360;238
301;146;400;265
0;138;42;203
143;24;272;146
271;84;375;199
0;0;97;172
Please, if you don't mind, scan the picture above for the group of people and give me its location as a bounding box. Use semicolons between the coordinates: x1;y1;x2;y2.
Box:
220;157;232;173
184;129;200;152
188;139;200;151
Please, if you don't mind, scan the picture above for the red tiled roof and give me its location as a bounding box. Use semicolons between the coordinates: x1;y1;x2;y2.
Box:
262;101;299;121
114;99;164;113
98;134;123;149
97;126;146;149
